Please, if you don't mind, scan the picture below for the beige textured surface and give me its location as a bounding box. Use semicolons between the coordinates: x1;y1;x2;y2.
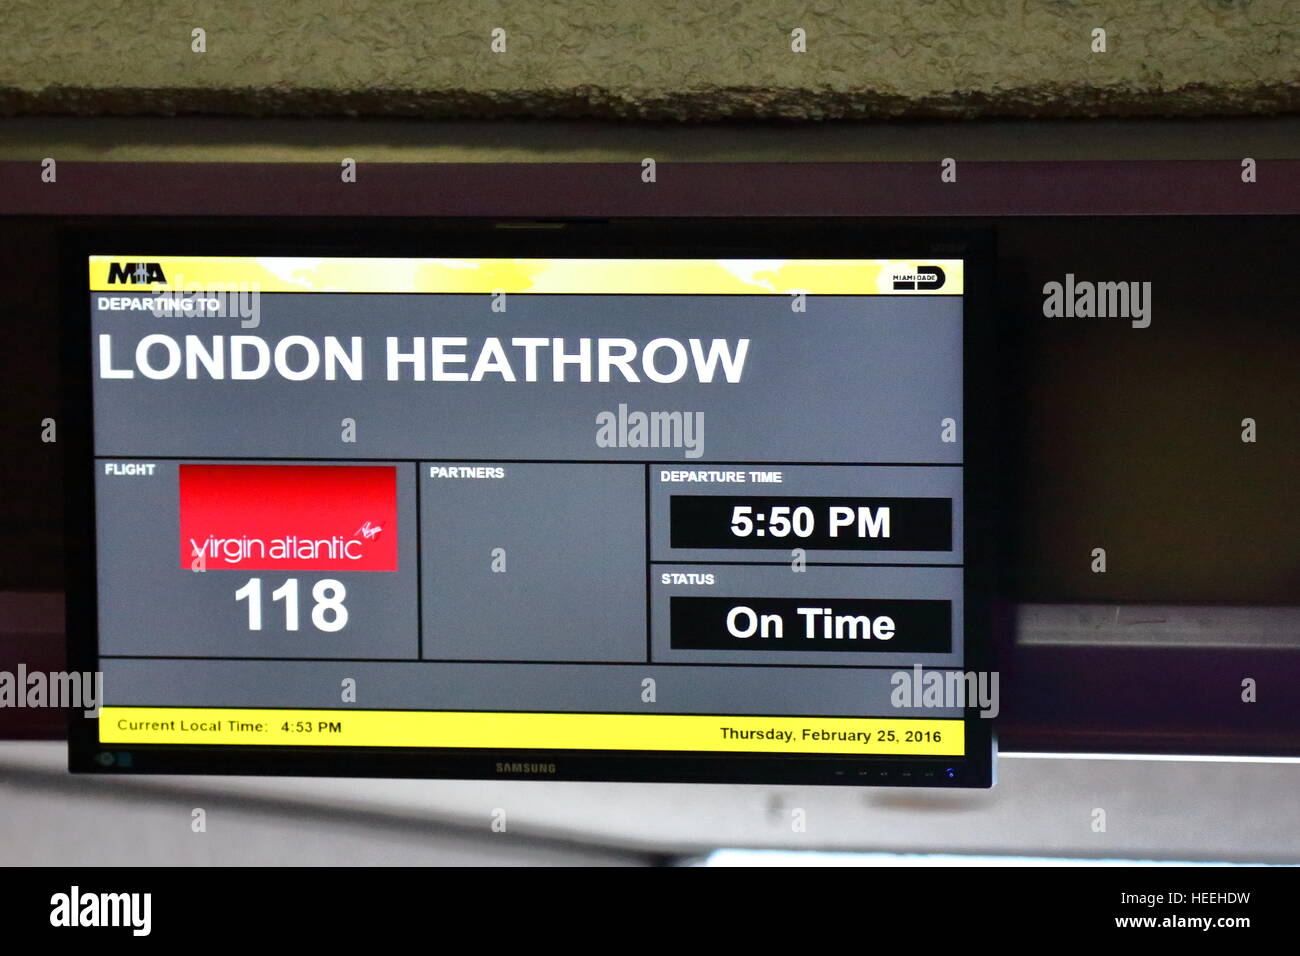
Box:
1;1;1297;120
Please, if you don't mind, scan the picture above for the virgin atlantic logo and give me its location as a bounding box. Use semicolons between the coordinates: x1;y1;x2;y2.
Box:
179;464;398;572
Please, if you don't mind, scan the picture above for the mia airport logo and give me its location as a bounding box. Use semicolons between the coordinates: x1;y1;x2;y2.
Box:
179;464;398;571
106;262;167;285
50;886;151;936
892;265;946;291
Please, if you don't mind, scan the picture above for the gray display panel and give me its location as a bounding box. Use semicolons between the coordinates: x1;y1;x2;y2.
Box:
85;254;974;772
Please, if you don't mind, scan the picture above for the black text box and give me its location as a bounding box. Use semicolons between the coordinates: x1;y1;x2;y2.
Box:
670;496;952;551
670;596;952;653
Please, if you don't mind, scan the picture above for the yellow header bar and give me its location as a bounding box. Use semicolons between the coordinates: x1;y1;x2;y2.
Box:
100;707;964;756
88;256;963;295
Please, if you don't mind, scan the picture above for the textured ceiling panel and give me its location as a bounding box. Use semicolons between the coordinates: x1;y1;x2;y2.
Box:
0;1;1297;120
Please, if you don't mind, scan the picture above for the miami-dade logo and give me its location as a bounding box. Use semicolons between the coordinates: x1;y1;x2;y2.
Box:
892;265;945;291
107;262;167;285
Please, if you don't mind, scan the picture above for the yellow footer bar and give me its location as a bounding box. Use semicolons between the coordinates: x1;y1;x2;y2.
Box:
100;707;963;755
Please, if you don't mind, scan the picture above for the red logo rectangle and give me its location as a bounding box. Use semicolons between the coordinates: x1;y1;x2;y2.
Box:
179;464;398;571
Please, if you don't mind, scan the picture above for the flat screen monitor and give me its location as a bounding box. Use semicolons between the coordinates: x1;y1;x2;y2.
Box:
66;220;995;786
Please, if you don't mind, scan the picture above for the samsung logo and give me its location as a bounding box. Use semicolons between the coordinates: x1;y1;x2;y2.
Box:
495;761;557;775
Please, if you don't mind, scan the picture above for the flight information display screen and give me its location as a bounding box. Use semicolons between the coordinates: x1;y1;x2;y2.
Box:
70;238;993;787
